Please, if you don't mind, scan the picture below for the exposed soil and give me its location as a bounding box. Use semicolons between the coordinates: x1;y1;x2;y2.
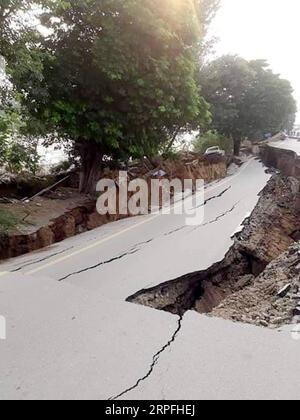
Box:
211;243;300;328
260;143;300;178
0;171;79;200
0;155;228;260
128;174;300;328
0;188;112;260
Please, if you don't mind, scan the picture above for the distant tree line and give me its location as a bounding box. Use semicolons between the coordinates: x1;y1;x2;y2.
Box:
199;56;297;154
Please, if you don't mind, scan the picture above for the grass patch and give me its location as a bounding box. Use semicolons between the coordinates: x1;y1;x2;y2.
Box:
0;208;19;233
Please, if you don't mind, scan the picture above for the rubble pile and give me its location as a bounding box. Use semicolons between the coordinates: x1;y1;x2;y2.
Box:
212;243;300;328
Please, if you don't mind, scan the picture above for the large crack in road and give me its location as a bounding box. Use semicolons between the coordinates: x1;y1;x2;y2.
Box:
127;174;300;329
12;247;74;272
55;183;234;282
191;201;240;232
192;186;231;210
164;186;232;237
109;314;184;400
58;248;139;281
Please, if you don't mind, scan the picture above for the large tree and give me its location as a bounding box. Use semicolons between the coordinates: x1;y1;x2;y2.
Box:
0;1;36;61
0;1;43;174
7;0;218;193
243;59;297;139
200;55;297;154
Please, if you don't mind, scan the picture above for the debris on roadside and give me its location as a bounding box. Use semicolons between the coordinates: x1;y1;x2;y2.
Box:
277;284;292;298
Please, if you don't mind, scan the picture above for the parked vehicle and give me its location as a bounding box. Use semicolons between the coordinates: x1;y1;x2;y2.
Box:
204;146;226;156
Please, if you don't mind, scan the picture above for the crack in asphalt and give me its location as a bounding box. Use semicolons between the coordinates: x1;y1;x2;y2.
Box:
58;248;139;281
191;201;240;232
109;315;184;401
132;238;154;248
193;186;232;210
164;226;188;237
164;186;234;236
11;247;74;272
15;183;232;279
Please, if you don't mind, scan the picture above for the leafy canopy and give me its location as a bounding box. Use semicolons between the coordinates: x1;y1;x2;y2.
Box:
0;106;40;173
193;130;233;155
200;55;297;153
12;0;217;160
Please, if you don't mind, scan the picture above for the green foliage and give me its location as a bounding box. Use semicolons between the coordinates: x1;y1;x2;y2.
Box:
0;1;35;62
0;107;40;174
193;130;233;155
0;208;19;233
0;1;44;173
40;0;213;151
50;159;73;174
6;0;219;191
200;56;297;153
244;59;297;138
162;149;181;162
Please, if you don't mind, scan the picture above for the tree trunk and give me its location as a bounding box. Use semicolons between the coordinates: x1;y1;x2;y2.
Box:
78;141;103;195
164;128;180;155
234;138;241;156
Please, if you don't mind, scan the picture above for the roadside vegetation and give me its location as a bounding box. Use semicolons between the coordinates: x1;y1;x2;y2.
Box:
0;109;40;174
0;0;297;194
0;208;19;232
199;56;297;154
193;130;234;155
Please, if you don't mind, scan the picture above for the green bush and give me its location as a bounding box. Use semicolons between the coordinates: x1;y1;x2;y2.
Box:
0;108;40;174
193;130;234;155
0;208;19;232
50;159;73;175
162;149;181;161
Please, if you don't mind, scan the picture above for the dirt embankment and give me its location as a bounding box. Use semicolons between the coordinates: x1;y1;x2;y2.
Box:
260;144;300;177
155;154;227;182
128;174;300;328
0;154;227;260
0;189;116;260
211;243;300;327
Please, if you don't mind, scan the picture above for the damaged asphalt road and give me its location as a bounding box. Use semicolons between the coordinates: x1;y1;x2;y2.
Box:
2;158;300;400
58;248;140;282
109;315;184;401
11;246;75;272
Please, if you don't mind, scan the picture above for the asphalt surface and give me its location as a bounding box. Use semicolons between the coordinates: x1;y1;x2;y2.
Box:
271;137;300;155
1;158;300;400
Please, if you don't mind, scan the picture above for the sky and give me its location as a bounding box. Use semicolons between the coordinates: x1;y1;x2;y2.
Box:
209;0;300;123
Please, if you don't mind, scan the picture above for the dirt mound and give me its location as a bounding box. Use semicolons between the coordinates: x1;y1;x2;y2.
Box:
236;175;300;265
212;243;300;328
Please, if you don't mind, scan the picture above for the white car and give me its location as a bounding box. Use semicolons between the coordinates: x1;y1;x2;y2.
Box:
204;146;226;157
